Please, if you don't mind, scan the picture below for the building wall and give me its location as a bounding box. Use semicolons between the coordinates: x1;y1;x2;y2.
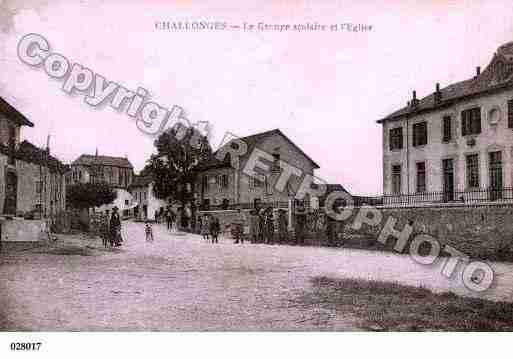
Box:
95;188;135;216
197;132;317;205
146;182;167;220
198;167;237;206
0;115;20;147
0;152;66;215
129;183;168;220
382;89;513;195
69;164;133;188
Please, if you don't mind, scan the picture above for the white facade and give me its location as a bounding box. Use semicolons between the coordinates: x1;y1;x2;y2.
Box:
95;188;136;217
380;42;513;202
130;182;167;221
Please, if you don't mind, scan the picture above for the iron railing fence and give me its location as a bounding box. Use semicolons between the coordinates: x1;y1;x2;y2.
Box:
198;188;513;211
376;187;513;207
199;200;290;212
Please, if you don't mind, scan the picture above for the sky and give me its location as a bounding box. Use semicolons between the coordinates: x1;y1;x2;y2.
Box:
1;0;512;195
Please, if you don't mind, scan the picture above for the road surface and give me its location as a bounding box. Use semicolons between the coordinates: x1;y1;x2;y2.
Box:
1;221;512;330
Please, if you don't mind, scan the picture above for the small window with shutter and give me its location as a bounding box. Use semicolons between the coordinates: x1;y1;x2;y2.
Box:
508;99;513;128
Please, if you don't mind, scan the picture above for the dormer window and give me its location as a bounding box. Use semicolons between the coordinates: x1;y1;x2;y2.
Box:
272;152;281;172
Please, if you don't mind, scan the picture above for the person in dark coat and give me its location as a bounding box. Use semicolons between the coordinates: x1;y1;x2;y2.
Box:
277;209;288;243
257;208;265;243
248;209;260;243
110;206;122;246
264;207;275;244
209;216;220;244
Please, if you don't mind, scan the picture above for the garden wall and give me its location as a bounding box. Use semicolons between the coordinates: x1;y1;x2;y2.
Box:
342;204;513;260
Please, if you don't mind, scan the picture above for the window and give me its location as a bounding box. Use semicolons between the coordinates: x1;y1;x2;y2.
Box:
202;198;210;210
442;116;452;142
391;165;401;194
125;199;129;205
221;198;230;210
35;181;42;194
461;107;481;136
416;162;426;193
389;127;403;150
272;152;281;172
250;175;263;188
508;100;513;128
219;174;229;188
466;154;479;188
412;122;427;147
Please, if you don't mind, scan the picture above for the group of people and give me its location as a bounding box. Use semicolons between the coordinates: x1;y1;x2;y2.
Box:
246;207;288;244
100;206;123;248
155;207;177;230
101;205;290;247
199;214;221;243
207;207;288;245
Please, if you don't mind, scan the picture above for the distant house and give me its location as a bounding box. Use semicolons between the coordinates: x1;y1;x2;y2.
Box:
67;152;136;216
67;153;134;188
195;128;321;210
0;96;67;217
129;175;167;221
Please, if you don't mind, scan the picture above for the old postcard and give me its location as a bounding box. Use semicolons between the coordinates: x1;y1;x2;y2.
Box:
1;0;513;357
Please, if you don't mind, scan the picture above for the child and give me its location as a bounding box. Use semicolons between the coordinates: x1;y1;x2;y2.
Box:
210;216;220;244
201;214;210;241
145;221;154;242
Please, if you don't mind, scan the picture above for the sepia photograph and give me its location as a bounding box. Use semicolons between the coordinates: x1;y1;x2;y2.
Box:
1;0;513;357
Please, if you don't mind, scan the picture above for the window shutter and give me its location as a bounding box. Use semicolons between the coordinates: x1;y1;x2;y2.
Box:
508;100;513;128
461;111;468;136
474;108;481;134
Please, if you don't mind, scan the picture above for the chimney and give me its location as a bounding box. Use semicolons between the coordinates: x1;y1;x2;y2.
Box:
434;82;442;103
410;90;418;108
476;66;481;76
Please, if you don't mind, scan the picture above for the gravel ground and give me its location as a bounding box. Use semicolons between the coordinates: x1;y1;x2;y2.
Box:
1;221;512;331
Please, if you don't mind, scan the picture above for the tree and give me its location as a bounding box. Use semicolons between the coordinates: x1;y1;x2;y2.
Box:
67;182;117;210
148;123;212;206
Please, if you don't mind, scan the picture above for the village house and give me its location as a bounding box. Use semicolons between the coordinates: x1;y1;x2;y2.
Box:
195;129;321;210
0;96;67;217
378;41;513;204
129;175;167;221
67;152;136;216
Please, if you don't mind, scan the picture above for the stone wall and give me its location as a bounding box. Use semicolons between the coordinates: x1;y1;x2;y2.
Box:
197;209;252;232
1;218;48;242
342;204;513;260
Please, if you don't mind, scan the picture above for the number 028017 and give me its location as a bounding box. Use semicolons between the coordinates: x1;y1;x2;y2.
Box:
10;342;42;351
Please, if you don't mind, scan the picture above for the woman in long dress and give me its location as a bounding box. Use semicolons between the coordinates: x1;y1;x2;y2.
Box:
110;207;122;246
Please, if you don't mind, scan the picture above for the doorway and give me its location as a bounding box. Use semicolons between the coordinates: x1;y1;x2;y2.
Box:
442;159;454;202
4;171;17;215
489;151;503;201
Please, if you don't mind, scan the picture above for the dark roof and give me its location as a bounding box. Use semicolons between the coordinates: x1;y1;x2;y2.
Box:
318;183;351;207
0;97;34;127
378;41;513;123
197;128;320;171
0;140;67;173
72;154;133;168
129;175;153;188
